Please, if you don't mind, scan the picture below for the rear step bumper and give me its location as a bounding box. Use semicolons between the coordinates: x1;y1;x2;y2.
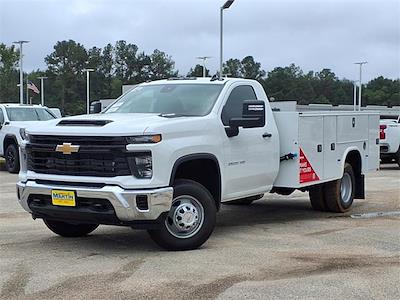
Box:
17;180;173;223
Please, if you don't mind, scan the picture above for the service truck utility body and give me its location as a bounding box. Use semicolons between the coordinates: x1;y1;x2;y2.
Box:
16;78;379;250
274;111;379;188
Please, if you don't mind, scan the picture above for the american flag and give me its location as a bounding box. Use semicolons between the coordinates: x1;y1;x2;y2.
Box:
27;81;40;94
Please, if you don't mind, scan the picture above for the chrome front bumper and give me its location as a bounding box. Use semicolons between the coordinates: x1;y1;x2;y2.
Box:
16;180;173;222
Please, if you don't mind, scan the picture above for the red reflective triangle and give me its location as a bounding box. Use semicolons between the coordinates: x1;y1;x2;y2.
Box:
299;148;320;183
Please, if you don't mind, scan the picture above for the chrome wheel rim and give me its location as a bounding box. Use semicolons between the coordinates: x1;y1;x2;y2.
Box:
165;195;204;239
340;173;352;204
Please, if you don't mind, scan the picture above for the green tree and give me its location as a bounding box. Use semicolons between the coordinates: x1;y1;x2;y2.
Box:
223;58;242;77
261;64;305;100
240;56;266;80
364;77;400;106
114;40;138;82
1;40;398;114
0;43;19;103
45;40;88;114
148;49;177;80
187;64;209;77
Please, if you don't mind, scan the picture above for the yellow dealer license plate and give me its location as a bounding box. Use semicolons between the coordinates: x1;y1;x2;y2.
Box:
51;190;76;207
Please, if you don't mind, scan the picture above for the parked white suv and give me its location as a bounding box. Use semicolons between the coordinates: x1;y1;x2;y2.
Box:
0;104;57;173
379;115;400;166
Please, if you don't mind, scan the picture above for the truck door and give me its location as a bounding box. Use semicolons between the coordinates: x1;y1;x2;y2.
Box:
220;83;277;200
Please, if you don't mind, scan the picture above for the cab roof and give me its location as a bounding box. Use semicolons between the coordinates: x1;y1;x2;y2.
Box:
142;77;257;86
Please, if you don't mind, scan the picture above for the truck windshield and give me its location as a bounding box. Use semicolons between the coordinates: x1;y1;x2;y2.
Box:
105;84;223;116
6;107;56;121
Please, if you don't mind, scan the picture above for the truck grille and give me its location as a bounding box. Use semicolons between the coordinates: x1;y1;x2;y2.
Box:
27;135;132;177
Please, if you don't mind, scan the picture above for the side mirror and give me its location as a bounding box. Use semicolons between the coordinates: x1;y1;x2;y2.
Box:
225;100;266;137
90;101;102;114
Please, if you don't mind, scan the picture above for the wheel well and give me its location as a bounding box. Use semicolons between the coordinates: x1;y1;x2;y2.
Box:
170;155;221;210
3;135;17;152
345;150;364;199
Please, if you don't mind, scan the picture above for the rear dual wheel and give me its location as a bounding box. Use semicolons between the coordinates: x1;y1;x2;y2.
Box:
309;163;355;213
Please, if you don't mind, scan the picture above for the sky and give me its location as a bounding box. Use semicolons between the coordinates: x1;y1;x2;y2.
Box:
1;0;399;82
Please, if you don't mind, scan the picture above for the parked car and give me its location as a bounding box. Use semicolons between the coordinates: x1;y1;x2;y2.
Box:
17;78;379;250
379;115;400;166
0;104;57;173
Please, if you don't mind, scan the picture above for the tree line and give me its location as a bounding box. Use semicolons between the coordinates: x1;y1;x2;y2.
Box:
0;40;399;115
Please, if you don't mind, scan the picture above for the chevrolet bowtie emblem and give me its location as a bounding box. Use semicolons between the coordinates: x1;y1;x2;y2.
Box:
55;143;80;155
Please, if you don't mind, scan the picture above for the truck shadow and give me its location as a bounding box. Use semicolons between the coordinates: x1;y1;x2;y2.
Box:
217;199;326;228
37;198;339;252
379;164;400;170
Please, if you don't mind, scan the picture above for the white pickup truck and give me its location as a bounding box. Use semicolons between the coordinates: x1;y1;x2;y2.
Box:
379;115;400;166
0;104;57;173
17;78;379;250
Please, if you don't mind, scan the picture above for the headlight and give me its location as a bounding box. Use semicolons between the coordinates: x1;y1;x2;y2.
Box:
126;134;161;144
19;128;29;141
128;152;153;178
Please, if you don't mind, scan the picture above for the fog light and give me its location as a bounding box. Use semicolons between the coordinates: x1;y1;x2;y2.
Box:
128;152;153;179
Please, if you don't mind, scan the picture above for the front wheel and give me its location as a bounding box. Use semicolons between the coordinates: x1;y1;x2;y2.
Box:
43;219;99;237
5;143;20;173
148;179;217;250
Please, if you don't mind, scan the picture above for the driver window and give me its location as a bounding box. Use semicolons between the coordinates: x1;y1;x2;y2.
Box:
221;85;257;126
0;109;4;124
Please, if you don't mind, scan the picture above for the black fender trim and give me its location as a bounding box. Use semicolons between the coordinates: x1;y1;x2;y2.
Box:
169;153;222;208
3;134;18;151
169;153;220;185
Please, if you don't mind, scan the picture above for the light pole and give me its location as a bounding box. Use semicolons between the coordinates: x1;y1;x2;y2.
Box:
354;61;367;111
83;69;94;114
196;56;212;77
220;0;235;79
13;40;29;104
37;76;48;106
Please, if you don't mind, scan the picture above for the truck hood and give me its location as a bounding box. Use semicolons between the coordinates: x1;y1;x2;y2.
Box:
25;113;195;136
8;120;49;129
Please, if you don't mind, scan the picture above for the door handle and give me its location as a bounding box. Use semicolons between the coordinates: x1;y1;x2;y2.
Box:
262;132;272;138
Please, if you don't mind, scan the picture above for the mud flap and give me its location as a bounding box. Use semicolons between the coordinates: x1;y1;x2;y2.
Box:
355;174;365;199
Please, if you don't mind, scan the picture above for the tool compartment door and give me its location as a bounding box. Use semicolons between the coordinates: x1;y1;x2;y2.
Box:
337;115;369;143
299;116;324;185
323;115;341;180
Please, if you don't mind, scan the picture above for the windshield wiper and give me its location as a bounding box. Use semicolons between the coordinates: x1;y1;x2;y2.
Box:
159;113;197;118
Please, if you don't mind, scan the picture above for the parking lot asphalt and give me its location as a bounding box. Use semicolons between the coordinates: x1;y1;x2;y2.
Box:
0;164;399;300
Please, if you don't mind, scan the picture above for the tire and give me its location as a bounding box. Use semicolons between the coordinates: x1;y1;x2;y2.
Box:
396;148;400;167
148;179;217;251
43;219;99;237
309;185;327;211
323;163;355;213
5;143;20;173
223;194;264;205
380;157;393;164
